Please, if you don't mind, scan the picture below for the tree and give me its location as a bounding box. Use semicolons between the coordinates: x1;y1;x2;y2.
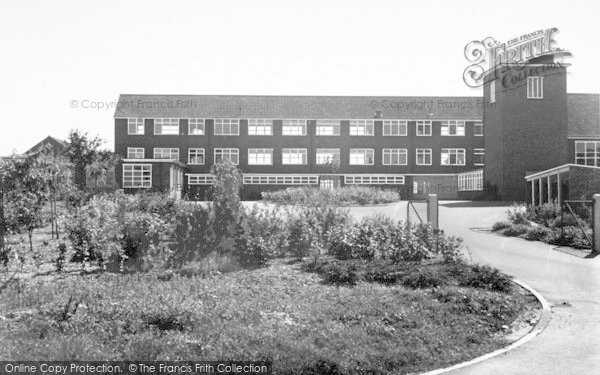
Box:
64;130;117;190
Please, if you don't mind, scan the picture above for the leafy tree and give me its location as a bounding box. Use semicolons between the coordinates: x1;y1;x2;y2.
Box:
64;130;118;190
210;161;243;248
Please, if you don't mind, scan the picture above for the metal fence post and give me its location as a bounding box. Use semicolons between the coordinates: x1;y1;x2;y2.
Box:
428;194;438;230
594;194;600;253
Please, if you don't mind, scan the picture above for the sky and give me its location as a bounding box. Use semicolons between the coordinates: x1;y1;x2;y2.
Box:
0;0;598;153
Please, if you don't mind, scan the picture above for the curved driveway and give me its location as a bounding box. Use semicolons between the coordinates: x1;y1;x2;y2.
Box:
349;201;600;374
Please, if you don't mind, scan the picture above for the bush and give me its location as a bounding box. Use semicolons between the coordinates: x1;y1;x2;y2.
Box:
491;221;512;232
501;224;530;237
456;264;513;293
522;225;554;242
401;268;447;289
261;186;400;206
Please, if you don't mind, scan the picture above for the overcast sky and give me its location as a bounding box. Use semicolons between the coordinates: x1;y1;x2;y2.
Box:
1;0;598;153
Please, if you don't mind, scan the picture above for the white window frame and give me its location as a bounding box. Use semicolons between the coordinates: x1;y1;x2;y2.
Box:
473;148;485;166
383;120;407;136
187;174;214;185
127;147;145;159
344;175;405;185
188;148;205;165
153;148;179;161
248;148;273;165
282;119;307;136
282;148;308;165
416;120;432;136
527;76;543;99
416;148;432;166
474;121;484;136
315;149;340;165
382;148;407;166
248;119;273;136
440;148;466;166
242;174;319;185
349;120;374;136
127;118;144;135
575;141;600;166
316;120;341;136
458;170;484;191
441;120;466;136
122;164;152;189
214;148;239;165
349;149;375;166
214;119;240;136
188;119;205;135
154;118;180;135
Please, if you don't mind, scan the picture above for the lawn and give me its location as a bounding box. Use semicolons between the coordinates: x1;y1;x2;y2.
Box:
0;256;539;374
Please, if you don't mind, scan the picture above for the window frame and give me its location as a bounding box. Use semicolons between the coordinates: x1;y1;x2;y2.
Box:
214;119;240;136
349;148;375;166
188;148;205;165
527;76;544;99
282;119;307;136
282;148;308;165
416;120;432;136
473;148;485;166
127;118;145;135
153;147;180;161
122;164;152;189
416;148;432;166
126;147;145;159
349;120;375;136
315;148;341;165
382;120;407;136
188;119;205;135
382;148;408;166
474;121;484;136
248;148;274;165
214;148;240;165
247;119;273;136
440;148;466;166
441;120;466;136
316;120;341;136
153;118;180;135
575;141;600;166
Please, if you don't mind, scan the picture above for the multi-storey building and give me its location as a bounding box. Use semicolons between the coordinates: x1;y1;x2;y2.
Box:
113;59;599;202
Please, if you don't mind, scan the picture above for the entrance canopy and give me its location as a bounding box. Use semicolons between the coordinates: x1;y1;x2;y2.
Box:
525;163;600;205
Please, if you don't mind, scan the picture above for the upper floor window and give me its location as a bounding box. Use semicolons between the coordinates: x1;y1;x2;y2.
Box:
214;119;239;136
282;119;307;136
282;148;307;165
189;119;205;135
383;120;407;136
349;120;374;136
441;148;466;166
349;149;374;165
248;148;273;165
248;119;273;136
153;148;179;161
316;149;340;165
127;147;145;159
122;164;151;188
474;121;483;136
154;118;179;135
127;118;144;135
316;120;340;136
473;148;485;166
416;120;432;136
214;148;239;165
416;148;432;166
188;148;205;165
382;148;407;165
527;76;543;99
441;120;465;136
575;141;600;166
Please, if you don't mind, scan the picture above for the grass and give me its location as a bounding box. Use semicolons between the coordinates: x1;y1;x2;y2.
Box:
0;259;538;374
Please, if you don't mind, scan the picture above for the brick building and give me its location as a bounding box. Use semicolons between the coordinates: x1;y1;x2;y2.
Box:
113;59;599;202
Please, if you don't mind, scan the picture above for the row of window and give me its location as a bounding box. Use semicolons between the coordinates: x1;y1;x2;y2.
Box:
127;118;484;137
127;147;485;166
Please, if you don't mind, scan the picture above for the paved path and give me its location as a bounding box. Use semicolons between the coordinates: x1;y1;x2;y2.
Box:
349;201;600;374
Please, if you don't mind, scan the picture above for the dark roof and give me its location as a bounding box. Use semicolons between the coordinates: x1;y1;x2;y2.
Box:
25;136;66;155
568;94;600;137
113;94;483;120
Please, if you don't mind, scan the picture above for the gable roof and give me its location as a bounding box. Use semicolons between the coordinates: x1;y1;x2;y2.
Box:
25;135;66;155
113;94;483;120
568;93;600;138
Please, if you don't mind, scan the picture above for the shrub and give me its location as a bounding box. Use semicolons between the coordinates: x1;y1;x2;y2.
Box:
457;264;513;293
261;186;400;206
491;221;511;232
549;213;583;229
522;226;554;242
287;216;320;260
55;243;67;271
506;204;531;225
323;262;360;285
401;268;447;289
170;203;215;266
528;203;561;226
501;224;530;237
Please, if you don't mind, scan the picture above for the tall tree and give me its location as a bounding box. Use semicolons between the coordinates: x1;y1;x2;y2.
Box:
64;130;116;190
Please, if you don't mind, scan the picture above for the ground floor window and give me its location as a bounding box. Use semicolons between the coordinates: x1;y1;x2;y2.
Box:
575;141;600;166
458;170;483;191
188;174;215;185
344;175;404;185
242;174;319;185
122;164;152;188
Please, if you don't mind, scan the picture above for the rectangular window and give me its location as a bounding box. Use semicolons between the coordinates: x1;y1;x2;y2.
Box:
382;148;407;165
458;170;484;191
242;174;319;185
349;120;374;136
344;175;405;185
154;118;179;135
383;120;407;136
189;119;205;135
527;76;543;99
188;174;214;185
122;164;151;188
153;148;179;161
248;148;273;165
282;148;307;165
575;141;600;166
416;120;432;136
127;147;145;159
349;149;375;165
214;119;240;135
214;148;239;165
316;149;340;165
248;119;273;135
188;148;205;165
473;148;485;166
474;121;484;136
282;119;307;136
441;148;466;166
127;118;145;135
416;148;432;166
316;120;340;136
441;120;466;136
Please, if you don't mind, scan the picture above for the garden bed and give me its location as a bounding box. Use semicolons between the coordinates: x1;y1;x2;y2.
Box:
261;186;401;206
